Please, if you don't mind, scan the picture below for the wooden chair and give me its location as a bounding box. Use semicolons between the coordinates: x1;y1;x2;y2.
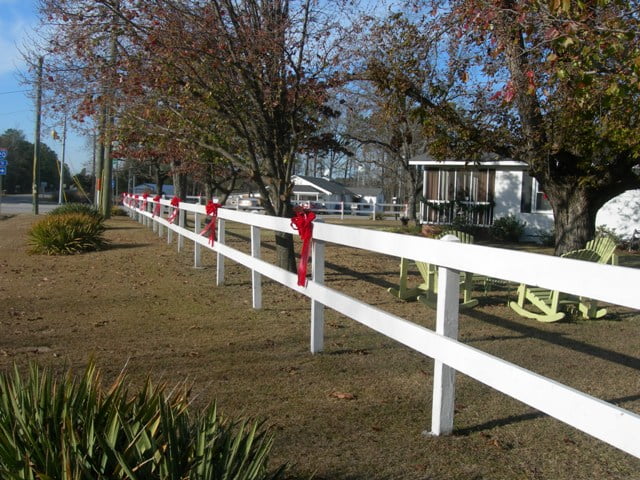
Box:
585;235;618;265
388;230;478;309
508;249;607;322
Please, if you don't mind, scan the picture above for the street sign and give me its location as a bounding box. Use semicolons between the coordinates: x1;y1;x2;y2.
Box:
0;148;7;159
0;167;6;175
0;159;6;167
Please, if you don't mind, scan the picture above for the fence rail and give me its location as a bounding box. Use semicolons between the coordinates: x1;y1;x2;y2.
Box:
121;194;640;459
184;195;408;220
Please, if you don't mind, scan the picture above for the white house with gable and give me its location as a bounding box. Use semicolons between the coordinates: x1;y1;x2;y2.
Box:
409;154;640;241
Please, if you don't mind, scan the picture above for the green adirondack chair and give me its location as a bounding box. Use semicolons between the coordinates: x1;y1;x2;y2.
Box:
508;248;607;322
585;235;618;265
387;230;478;308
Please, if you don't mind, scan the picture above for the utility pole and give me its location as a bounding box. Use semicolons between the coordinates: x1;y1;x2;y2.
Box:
99;15;118;218
32;56;43;215
53;115;67;205
59;115;67;204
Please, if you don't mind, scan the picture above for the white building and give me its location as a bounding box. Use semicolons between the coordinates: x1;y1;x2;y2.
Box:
410;155;640;241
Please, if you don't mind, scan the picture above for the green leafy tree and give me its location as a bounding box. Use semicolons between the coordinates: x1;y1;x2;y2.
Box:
0;129;61;194
372;1;640;254
111;0;348;270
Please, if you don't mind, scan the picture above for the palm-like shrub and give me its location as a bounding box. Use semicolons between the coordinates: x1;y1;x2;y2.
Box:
49;203;104;222
0;362;285;480
28;212;107;254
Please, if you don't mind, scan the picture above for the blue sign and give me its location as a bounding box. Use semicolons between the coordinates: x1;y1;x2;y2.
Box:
0;166;6;175
0;159;6;167
0;149;6;159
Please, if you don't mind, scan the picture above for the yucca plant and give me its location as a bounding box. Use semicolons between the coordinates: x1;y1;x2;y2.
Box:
110;206;128;217
28;213;107;255
0;362;285;480
49;203;104;222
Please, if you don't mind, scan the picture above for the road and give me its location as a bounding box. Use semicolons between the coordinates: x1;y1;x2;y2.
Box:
0;194;59;215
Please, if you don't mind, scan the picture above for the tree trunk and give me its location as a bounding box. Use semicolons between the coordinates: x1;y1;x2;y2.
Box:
547;183;598;255
172;167;187;200
154;166;165;197
407;165;422;225
273;198;296;273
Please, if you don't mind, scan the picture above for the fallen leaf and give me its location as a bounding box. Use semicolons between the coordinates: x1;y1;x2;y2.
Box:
329;391;356;400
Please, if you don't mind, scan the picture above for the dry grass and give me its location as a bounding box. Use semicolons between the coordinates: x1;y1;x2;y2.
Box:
1;213;639;480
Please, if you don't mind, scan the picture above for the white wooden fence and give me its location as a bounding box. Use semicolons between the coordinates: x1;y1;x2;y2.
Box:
121;194;640;459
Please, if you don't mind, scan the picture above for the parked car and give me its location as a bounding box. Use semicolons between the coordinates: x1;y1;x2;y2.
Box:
238;197;261;210
298;201;324;211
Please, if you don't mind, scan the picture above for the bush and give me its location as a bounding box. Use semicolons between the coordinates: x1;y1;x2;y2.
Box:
111;205;128;216
449;214;474;234
0;362;285;480
490;214;527;242
49;202;104;221
595;224;622;245
28;212;107;254
539;228;555;247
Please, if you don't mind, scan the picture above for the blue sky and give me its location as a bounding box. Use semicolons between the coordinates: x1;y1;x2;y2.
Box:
0;0;88;173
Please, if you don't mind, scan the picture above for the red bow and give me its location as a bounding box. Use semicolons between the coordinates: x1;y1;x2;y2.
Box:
152;195;162;217
290;207;316;287
199;201;222;246
141;192;149;210
167;196;181;224
134;194;140;208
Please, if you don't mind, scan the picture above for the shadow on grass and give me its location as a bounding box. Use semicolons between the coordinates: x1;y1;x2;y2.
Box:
105;243;153;250
106;225;141;230
227;228;400;290
466;308;640;372
455;392;640;436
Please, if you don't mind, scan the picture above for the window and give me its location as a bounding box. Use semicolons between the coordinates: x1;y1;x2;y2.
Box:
533;181;552;212
521;172;551;213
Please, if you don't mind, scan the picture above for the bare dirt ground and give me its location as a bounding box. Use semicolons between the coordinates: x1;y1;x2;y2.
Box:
1;212;639;480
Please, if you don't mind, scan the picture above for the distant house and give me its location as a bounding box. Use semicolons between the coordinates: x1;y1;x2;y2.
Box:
292;175;381;208
349;187;385;206
132;183;175;196
409;154;640;241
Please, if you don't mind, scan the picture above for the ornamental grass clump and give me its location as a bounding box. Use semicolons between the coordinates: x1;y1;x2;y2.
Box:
28;212;107;255
49;202;104;222
0;362;285;480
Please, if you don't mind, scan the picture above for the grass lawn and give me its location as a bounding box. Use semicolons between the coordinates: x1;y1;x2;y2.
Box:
1;213;639;479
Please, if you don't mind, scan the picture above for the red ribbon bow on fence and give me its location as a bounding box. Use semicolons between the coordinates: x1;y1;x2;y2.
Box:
167;196;181;224
290;207;316;287
152;195;162;217
134;194;140;208
141;192;149;210
199;201;222;246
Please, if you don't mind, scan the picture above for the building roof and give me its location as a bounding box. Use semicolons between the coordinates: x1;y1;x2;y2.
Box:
409;153;527;170
350;187;382;198
293;175;354;196
292;184;323;194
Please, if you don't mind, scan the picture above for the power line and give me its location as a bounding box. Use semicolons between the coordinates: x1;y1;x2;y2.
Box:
0;110;32;116
0;89;30;95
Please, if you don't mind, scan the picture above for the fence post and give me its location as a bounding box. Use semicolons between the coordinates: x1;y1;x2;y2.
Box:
429;234;460;436
340;201;344;220
177;209;185;252
251;225;262;309
216;218;226;286
194;212;202;268
310;219;325;353
158;205;164;238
